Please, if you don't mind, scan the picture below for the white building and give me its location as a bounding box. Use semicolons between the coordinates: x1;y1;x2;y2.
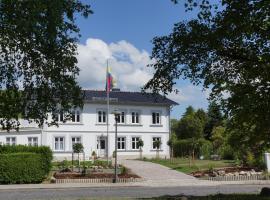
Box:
0;90;177;160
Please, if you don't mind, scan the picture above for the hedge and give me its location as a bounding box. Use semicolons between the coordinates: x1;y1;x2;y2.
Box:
173;138;213;158
0;145;53;184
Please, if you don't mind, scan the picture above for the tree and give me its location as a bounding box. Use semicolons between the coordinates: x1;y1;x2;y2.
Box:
0;1;92;130
176;116;203;140
211;126;225;154
73;143;84;171
182;106;195;118
138;139;144;160
144;1;270;153
204;102;223;140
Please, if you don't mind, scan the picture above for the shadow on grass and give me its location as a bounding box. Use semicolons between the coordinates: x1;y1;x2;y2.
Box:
139;194;269;200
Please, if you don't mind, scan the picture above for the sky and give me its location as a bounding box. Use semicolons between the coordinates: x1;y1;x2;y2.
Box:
75;0;209;119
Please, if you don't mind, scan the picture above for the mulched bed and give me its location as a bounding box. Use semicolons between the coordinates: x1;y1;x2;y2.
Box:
54;172;140;179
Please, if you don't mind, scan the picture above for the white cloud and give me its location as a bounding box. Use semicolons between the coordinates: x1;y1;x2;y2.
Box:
76;38;153;91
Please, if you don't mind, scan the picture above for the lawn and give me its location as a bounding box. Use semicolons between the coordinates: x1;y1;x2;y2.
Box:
144;158;236;174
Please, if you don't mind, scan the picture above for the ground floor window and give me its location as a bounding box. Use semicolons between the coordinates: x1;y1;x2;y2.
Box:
152;137;161;149
71;137;81;150
131;137;140;150
6;137;16;146
117;137;126;150
54;137;65;151
28;137;38;146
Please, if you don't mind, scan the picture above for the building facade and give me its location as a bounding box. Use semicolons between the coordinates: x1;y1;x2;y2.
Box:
0;90;177;160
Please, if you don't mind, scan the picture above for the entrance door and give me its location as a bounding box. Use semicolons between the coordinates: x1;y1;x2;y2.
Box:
97;137;107;157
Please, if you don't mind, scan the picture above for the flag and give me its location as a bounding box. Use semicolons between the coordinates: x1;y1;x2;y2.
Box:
106;66;114;92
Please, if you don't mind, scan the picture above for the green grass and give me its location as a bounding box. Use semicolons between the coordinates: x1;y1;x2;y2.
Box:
144;158;236;174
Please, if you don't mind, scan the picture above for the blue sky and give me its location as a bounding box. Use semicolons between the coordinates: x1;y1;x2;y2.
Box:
75;0;209;119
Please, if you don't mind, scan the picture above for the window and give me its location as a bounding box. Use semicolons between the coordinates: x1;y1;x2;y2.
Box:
71;137;81;150
117;137;126;150
71;111;81;123
28;137;38;146
97;110;106;123
152;112;161;124
152;137;161;149
117;111;125;123
54;137;65;151
131;111;139;124
54;110;80;123
6;137;16;146
131;137;140;150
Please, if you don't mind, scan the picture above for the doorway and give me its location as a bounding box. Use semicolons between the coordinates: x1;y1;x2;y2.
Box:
97;136;107;157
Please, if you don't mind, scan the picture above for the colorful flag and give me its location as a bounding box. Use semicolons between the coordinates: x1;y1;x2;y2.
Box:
106;66;114;92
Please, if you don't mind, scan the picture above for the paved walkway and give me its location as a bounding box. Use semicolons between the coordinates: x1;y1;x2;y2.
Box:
120;159;195;181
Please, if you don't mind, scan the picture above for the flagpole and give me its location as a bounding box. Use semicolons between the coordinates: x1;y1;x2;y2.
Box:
106;59;109;164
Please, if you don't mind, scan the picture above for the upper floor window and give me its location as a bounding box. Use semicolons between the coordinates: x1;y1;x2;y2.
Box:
131;111;139;124
71;111;80;123
117;111;125;124
6;137;16;146
152;112;161;124
54;110;81;123
28;137;38;146
97;110;107;123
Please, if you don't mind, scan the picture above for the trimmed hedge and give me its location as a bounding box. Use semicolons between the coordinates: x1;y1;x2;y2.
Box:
0;145;53;184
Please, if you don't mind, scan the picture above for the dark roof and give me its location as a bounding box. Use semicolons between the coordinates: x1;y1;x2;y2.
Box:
83;90;178;106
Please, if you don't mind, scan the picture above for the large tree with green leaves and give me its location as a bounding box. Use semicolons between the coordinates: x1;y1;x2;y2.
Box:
0;0;92;130
144;0;270;153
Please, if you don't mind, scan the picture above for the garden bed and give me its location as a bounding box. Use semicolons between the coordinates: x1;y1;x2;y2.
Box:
190;166;267;181
54;172;140;179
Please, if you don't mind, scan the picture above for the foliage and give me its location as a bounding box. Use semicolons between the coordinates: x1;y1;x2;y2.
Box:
138;139;144;148
204;102;224;140
73;143;84;153
153;140;162;149
0;0;92;130
173;138;212;158
211;126;225;154
0;145;52;174
144;0;270;163
58;159;69;171
91;150;97;157
0;152;48;184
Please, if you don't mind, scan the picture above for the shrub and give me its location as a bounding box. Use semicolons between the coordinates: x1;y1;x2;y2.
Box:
0;145;52;174
219;145;235;160
199;140;213;159
0;153;46;184
0;145;53;184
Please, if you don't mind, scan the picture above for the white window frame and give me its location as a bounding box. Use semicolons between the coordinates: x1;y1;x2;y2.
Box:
71;110;81;123
28;137;38;146
152;137;162;150
97;109;107;124
117;110;126;124
54;137;65;151
6;137;16;146
131;111;140;124
131;137;140;150
151;111;161;125
117;137;126;150
71;136;82;150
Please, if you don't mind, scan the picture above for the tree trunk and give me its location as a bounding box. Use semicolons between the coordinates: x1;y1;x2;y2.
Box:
140;148;142;160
